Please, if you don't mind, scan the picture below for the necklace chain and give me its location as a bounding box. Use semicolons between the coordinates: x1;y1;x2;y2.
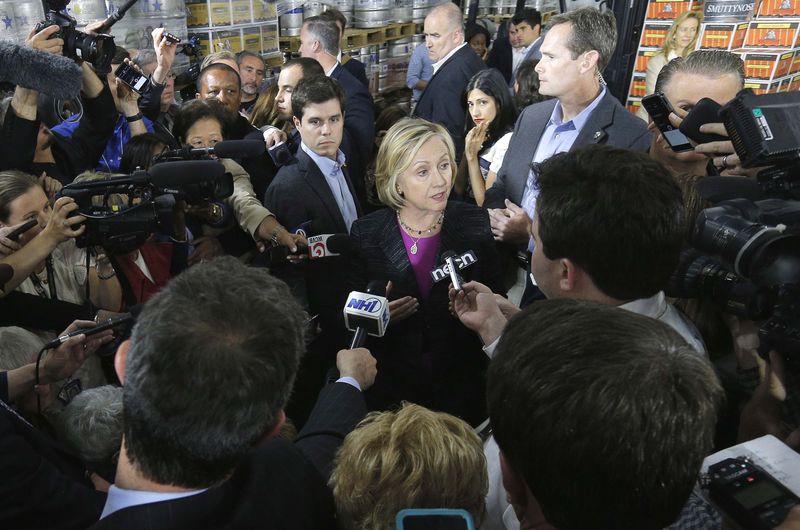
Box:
397;212;444;255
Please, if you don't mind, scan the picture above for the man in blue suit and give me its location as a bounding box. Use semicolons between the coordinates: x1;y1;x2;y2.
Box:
508;9;544;90
300;16;375;207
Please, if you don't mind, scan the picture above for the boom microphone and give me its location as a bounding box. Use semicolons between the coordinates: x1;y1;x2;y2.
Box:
158;140;266;160
308;233;352;259
149;160;226;188
0;41;82;99
344;280;390;349
95;0;140;34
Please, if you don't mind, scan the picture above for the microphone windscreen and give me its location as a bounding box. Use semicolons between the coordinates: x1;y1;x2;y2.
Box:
365;280;386;296
0;41;83;100
150;160;226;188
326;233;353;255
212;140;266;158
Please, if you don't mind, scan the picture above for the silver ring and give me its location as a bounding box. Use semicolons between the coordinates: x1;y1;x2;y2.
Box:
721;155;729;168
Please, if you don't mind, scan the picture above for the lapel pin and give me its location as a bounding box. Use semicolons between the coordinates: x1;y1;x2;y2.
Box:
593;131;603;140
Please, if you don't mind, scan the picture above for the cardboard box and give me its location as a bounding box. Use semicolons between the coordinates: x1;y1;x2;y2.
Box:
629;74;647;98
744;20;800;48
243;25;262;53
791;48;800;74
191;31;213;56
757;0;800;18
186;0;210;28
646;0;694;20
254;0;278;22
698;22;750;49
627;99;644;115
210;0;232;27
231;0;253;24
776;74;795;91
738;48;795;79
743;76;783;93
262;23;280;55
211;29;243;52
788;72;800;90
634;48;662;74
640;22;672;48
703;0;757;22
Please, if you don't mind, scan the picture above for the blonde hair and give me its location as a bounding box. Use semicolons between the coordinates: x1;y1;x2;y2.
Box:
329;403;487;530
662;11;702;58
375;118;456;210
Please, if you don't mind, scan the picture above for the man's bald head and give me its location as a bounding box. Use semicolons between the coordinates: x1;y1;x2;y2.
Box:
428;2;464;35
423;2;465;62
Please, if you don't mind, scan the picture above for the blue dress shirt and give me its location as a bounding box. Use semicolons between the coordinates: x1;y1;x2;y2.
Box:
407;42;434;103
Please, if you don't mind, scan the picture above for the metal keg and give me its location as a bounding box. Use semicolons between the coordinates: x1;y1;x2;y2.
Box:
12;1;43;39
303;1;325;18
65;0;106;26
393;0;412;23
411;7;428;23
354;0;391;29
412;0;428;9
387;42;410;57
280;4;304;36
332;0;355;22
0;1;17;43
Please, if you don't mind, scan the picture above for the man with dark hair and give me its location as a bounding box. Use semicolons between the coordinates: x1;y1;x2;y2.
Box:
91;257;375;529
508;9;543;88
318;8;370;88
236;51;267;115
299;16;375;207
485;8;649;252
648;49;744;177
265;75;362;427
487;299;723;530
261;58;326;155
413;2;486;161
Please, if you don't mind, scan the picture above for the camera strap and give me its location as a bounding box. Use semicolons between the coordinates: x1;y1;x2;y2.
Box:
28;256;57;300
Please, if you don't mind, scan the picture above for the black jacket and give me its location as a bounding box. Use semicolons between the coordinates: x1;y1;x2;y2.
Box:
348;201;503;426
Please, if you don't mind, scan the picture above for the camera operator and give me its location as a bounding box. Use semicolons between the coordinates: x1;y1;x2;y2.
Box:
1;25;117;184
648;50;745;177
0;319;113;530
51;46;156;174
0;171;122;314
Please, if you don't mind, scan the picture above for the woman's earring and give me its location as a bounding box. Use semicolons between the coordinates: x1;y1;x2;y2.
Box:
397;187;404;196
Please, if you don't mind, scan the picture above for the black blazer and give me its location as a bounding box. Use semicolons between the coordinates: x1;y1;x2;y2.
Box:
265;148;362;328
89;381;366;530
348;201;503;426
0;402;106;530
413;45;487;161
330;63;375;207
342;57;370;88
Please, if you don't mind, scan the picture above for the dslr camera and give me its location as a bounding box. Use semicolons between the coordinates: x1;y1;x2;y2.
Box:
35;0;116;72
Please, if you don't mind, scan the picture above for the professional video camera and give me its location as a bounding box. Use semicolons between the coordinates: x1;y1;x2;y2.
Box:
35;0;116;72
57;160;233;255
667;90;800;363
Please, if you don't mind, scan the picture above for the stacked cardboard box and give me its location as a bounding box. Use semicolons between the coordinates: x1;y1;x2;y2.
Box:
186;0;280;60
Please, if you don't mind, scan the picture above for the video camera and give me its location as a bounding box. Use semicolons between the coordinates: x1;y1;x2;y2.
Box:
57;160;233;255
667;89;800;365
35;0;116;73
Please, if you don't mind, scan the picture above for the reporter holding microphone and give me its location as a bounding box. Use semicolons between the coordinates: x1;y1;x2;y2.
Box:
347;118;503;426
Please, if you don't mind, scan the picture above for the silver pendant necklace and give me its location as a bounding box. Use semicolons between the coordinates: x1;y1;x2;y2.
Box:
397;212;444;255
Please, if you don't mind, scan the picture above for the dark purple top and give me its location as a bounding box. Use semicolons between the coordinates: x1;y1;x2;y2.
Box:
399;223;441;300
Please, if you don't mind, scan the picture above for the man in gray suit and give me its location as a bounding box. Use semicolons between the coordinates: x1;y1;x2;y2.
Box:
485;8;650;249
509;9;543;89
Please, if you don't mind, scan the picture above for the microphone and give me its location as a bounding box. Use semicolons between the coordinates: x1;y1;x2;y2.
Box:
159;140;266;160
431;250;479;288
343;280;390;349
0;41;82;99
308;233;352;259
95;0;140;33
42;314;134;350
149;160;226;189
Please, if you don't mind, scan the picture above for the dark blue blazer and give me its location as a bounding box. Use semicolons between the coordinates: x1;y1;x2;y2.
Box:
89;382;367;530
342;57;370;88
330;63;375;207
348;201;504;426
413;44;487;161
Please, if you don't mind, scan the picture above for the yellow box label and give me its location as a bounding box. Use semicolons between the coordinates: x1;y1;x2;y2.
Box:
232;0;253;24
187;3;210;27
210;1;232;26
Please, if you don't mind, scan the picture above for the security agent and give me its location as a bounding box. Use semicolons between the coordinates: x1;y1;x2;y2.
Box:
91;256;376;529
487;299;723;530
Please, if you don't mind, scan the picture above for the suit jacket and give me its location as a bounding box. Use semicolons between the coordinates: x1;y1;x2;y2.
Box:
0;402;106;530
330;63;375;207
342;56;370;88
487;22;513;82
348;202;504;426
265;148;363;330
90;381;366;530
509;37;543;88
413;44;487;161
484;90;651;209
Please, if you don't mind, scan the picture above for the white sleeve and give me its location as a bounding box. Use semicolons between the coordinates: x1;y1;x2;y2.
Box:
489;132;513;174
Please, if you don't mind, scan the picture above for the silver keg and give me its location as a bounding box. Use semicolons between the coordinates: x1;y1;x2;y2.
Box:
393;0;412;23
12;1;43;40
66;0;107;26
303;1;325;18
280;2;304;36
353;0;391;28
0;1;17;43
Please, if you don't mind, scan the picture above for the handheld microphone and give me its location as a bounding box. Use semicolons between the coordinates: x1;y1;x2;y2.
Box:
95;0;140;33
431;250;479;288
158;140;266;160
0;41;82;99
42;314;134;350
344;280;390;349
308;233;352;259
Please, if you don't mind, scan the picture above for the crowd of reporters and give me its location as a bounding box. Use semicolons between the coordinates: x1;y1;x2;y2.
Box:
0;3;798;529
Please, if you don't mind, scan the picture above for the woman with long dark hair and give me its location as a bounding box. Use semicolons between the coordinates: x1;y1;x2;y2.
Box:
455;69;518;205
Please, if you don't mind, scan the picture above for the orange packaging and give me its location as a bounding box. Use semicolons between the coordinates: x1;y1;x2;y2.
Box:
646;0;693;20
788;72;800;90
791;48;800;74
744;21;800;48
743;77;783;94
775;75;794;91
756;0;800;17
640;23;671;48
634;49;661;73
698;22;750;49
629;74;647;98
627;100;643;115
738;48;795;79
